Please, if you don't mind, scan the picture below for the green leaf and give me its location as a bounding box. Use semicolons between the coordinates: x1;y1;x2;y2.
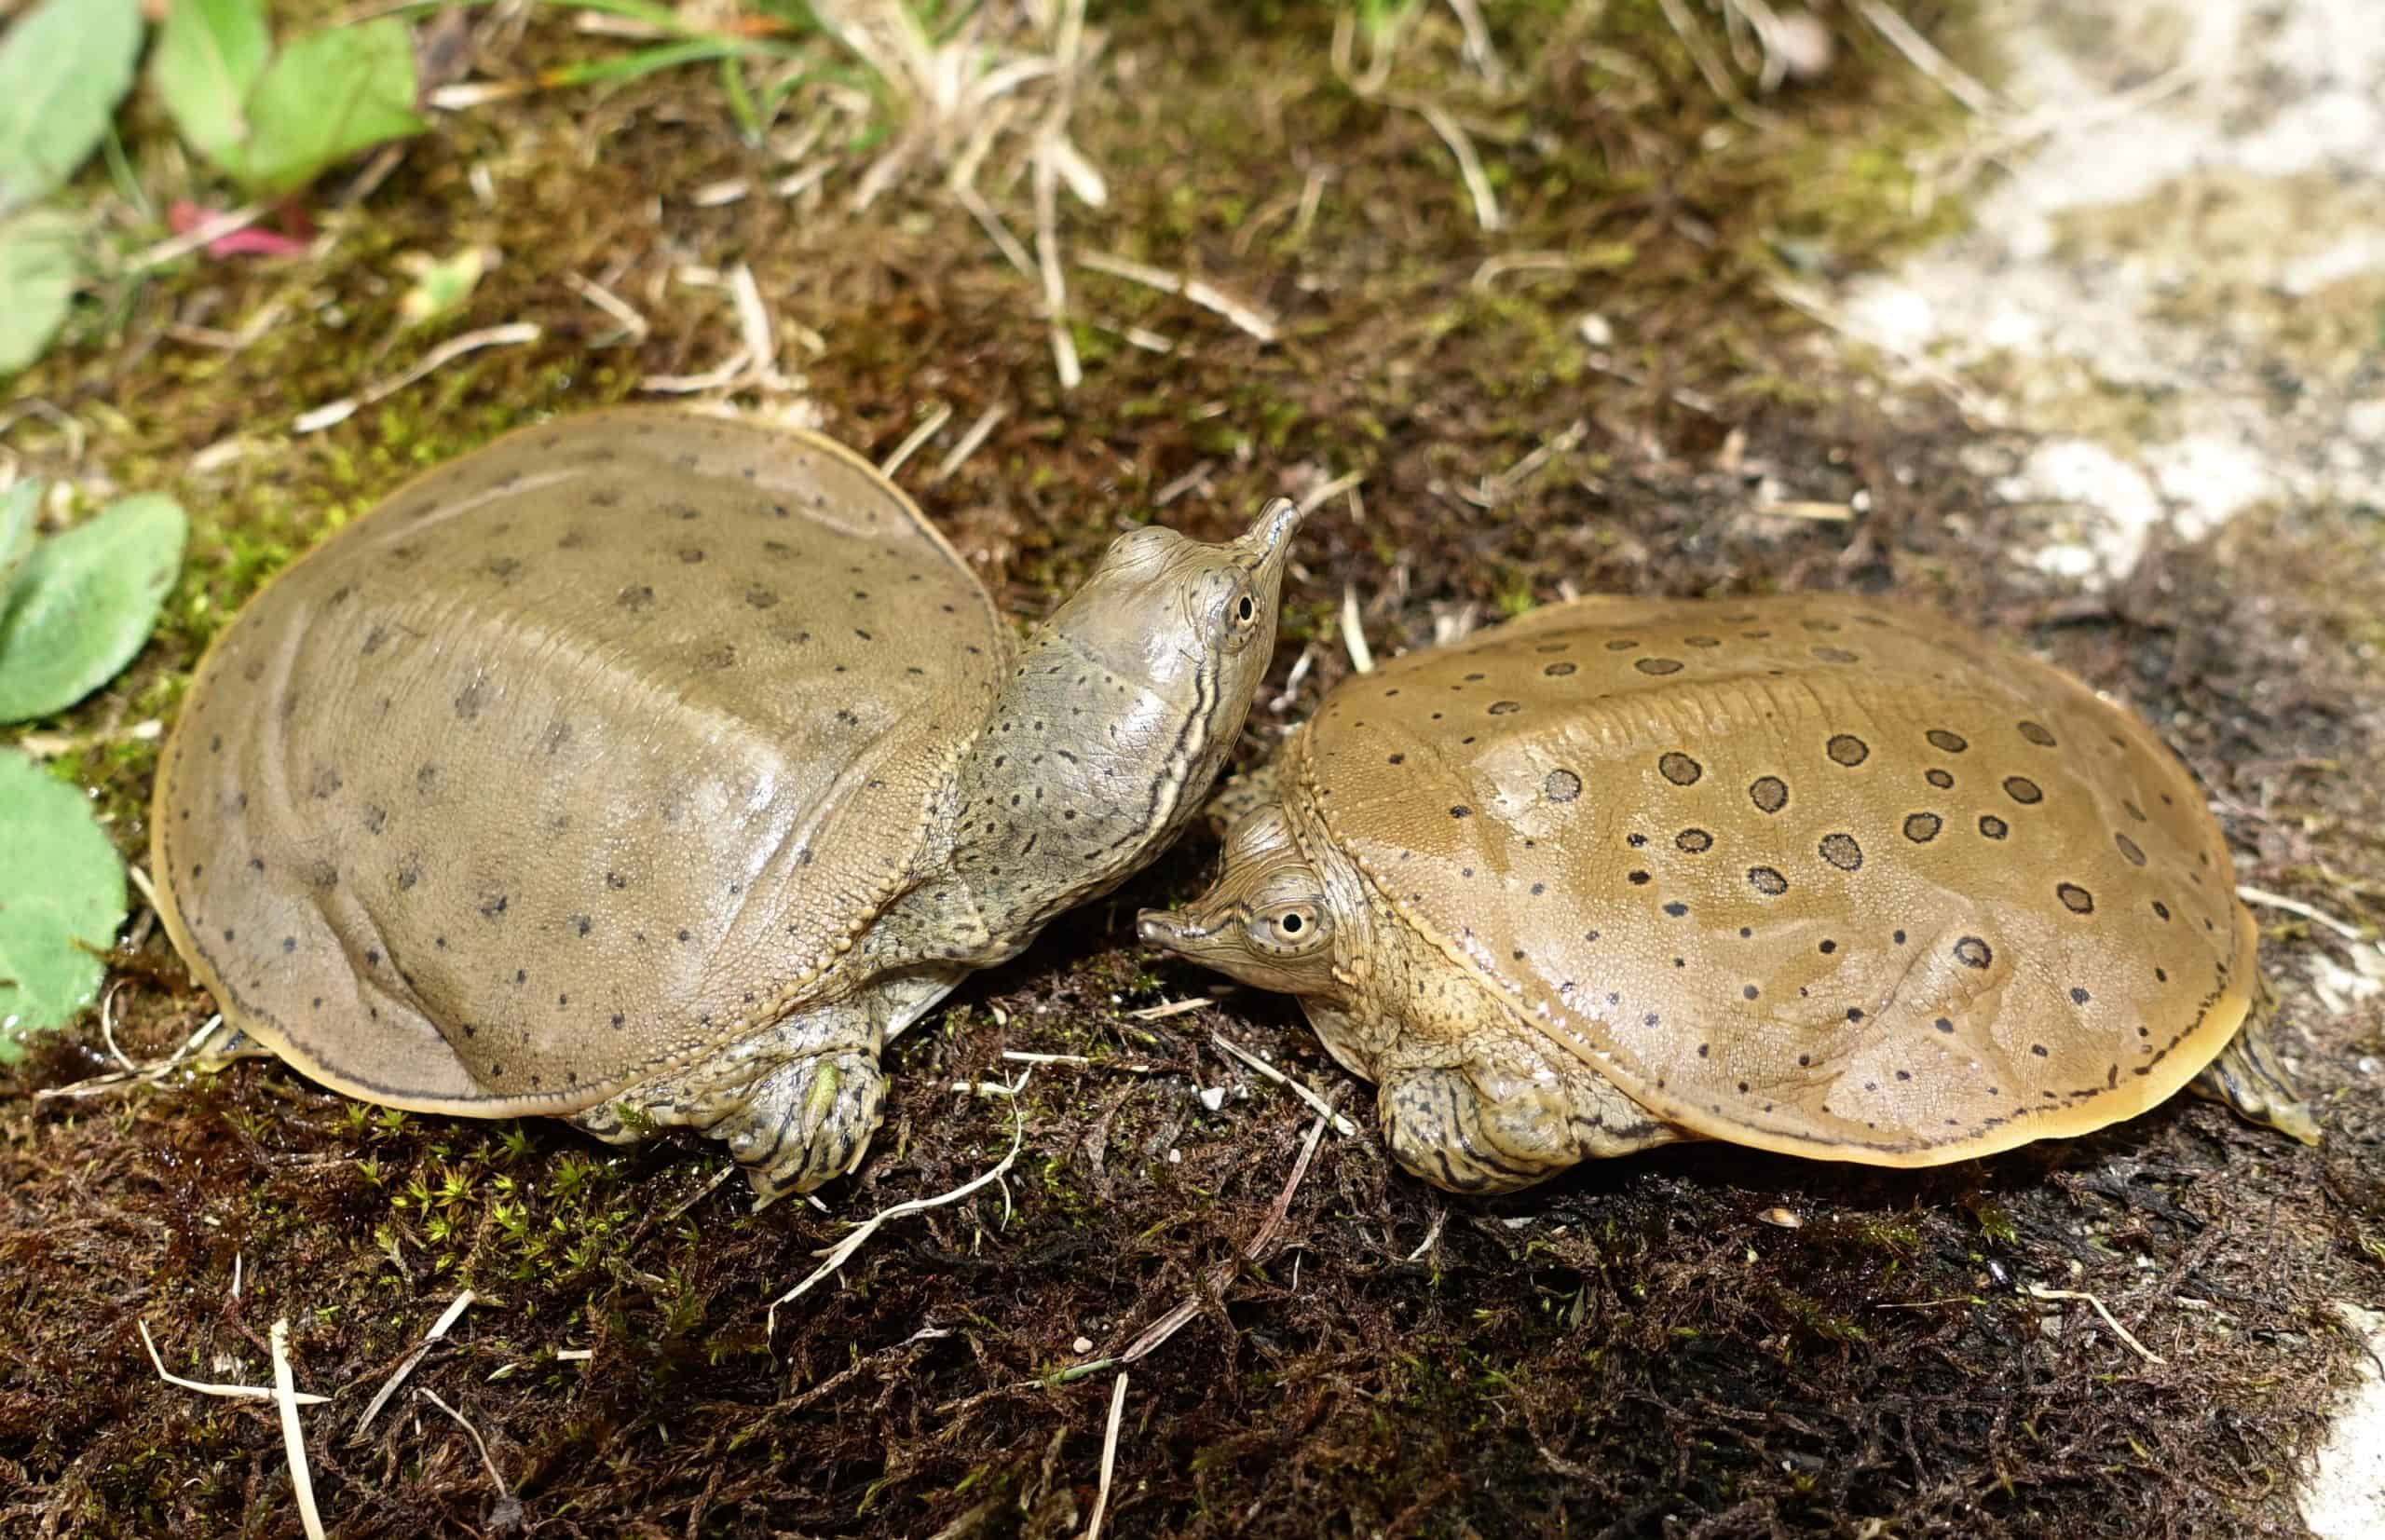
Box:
0;480;36;595
0;749;128;1055
0;493;187;724
0;210;86;376
0;0;145;216
152;0;274;172
234;19;426;195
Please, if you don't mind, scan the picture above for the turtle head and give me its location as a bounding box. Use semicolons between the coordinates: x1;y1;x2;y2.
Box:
951;498;1302;933
1045;496;1302;738
1138;802;1342;997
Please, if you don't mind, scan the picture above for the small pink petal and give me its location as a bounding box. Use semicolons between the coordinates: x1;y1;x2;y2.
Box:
166;200;313;260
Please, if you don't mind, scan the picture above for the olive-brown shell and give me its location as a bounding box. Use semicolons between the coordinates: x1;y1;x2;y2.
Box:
151;409;1006;1114
1293;593;2254;1165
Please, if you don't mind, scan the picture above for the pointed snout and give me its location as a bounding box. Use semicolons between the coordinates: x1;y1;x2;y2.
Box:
1137;907;1209;949
1235;497;1303;566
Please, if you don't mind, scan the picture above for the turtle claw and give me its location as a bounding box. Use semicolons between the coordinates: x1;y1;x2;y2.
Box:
725;1048;890;1208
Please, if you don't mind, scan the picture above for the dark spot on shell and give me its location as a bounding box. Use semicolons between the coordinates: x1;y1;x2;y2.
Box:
1925;768;1954;790
1933;1017;1955;1033
1543;661;1576;677
1487;700;1520;715
2003;776;2043;805
2115;833;2146;866
1684;635;1721;648
1954;936;1993;969
2057;882;2094;914
1675;828;1712;853
1812;647;1860;664
617;584;654;612
699;644;737;671
1749;866;1789;896
2152;900;2171;921
1903;812;1942;843
676;544;706;564
1819;833;1863;871
2018;720;2057;746
1662;901;1688;917
452;681;486;721
1819;939;1837;954
1826;733;1869;767
1978;814;2009;839
1388;753;1406;765
1604;639;1638;652
1658;752;1702;786
1450;805;1473;819
1744;985;1759;1000
2070;987;2092;1004
2030;1043;2049;1057
1628;870;1652;885
310;766;342;798
745;585;780;609
1750;776;1789;814
480;893;509;919
1634;658;1683;676
361;804;387;835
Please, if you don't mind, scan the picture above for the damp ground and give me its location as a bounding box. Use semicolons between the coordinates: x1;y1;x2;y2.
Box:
4;4;2380;1537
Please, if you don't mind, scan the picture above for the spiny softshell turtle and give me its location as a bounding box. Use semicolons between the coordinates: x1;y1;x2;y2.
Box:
153;408;1302;1203
1140;593;2318;1192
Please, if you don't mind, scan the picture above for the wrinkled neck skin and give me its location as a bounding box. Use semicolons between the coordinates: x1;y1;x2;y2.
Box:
858;620;1230;974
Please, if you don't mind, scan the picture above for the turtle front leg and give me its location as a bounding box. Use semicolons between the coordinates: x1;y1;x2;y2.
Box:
569;999;890;1208
1376;1029;1685;1194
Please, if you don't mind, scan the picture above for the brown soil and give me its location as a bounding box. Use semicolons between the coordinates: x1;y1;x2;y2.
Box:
4;4;2379;1537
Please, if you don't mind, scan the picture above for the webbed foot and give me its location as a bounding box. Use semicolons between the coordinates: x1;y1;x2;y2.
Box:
1377;1052;1679;1195
722;1048;890;1207
2190;1024;2321;1145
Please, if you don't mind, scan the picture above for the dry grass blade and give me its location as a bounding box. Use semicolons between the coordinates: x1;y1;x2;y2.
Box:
356;1288;476;1436
416;1387;510;1498
294;324;542;433
128;205;269;271
1121;1106;1332;1363
139;1320;329;1405
1084;1370;1130;1540
931;403;1011;484
2025;1284;2166;1366
1411;102;1503;232
1077;252;1281;342
768;1072;1031;1335
1210;1031;1360;1137
879;402;954;477
1125;997;1212;1021
1847;0;2005;116
1340;583;1375;675
2237;885;2368;942
37;1013;229;1102
270;1318;328;1540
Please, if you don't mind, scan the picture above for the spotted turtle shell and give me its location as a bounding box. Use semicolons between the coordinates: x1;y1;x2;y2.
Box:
1292;593;2256;1165
151;410;1008;1114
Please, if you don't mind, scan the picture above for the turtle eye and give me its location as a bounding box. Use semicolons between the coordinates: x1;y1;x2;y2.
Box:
1250;902;1329;955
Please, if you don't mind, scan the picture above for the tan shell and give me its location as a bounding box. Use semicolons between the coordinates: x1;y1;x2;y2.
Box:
151;409;1006;1114
1294;593;2255;1165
